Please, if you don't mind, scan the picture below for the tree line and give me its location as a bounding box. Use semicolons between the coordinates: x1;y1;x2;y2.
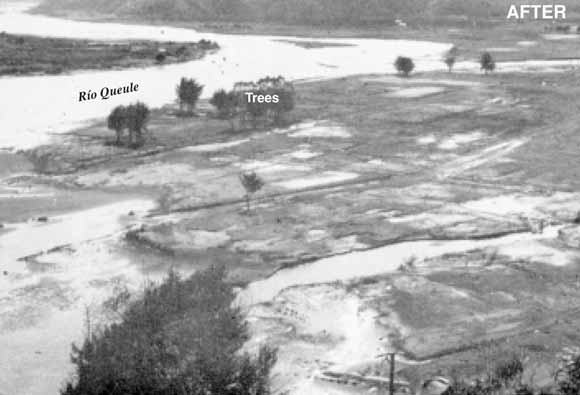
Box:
394;49;496;76
108;75;295;148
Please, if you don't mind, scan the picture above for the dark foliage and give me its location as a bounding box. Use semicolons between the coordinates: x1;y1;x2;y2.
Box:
444;55;456;72
0;32;217;76
176;77;204;115
107;105;127;145
106;102;150;148
211;76;295;131
480;52;496;74
62;266;277;395
394;56;415;77
239;171;265;212
558;355;580;395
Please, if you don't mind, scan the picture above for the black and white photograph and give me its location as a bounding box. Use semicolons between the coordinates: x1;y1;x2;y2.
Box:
2;1;580;394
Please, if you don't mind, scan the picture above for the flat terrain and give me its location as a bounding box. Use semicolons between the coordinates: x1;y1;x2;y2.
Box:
0;32;217;75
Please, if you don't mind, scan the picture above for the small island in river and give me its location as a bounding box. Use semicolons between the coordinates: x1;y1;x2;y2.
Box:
0;31;219;76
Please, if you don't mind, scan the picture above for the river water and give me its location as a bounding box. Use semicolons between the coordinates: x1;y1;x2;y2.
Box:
0;3;453;394
0;2;452;150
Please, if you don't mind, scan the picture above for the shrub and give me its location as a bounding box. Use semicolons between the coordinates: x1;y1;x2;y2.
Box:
492;354;523;387
61;266;277;395
395;56;415;77
558;354;580;395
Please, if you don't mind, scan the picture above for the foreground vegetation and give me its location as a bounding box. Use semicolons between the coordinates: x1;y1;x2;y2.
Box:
441;351;580;395
0;32;218;76
62;266;276;395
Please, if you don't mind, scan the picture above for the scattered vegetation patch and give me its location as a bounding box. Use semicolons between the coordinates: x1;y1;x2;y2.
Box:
0;32;218;76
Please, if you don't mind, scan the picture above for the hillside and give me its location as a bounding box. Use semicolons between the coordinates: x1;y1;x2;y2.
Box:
35;0;580;27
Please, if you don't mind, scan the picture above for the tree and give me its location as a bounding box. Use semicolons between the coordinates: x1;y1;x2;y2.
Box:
107;105;127;145
480;52;496;74
210;89;240;130
155;52;165;63
125;102;150;148
444;55;456;73
176;77;204;115
239;171;264;212
61;266;277;395
395;56;415;77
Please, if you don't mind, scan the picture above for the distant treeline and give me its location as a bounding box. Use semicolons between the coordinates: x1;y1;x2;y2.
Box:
36;0;580;27
0;32;218;76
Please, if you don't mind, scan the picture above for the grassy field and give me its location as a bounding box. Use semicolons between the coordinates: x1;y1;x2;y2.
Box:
0;32;218;76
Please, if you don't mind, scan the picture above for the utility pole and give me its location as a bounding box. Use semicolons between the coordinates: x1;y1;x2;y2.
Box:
388;352;396;395
377;352;397;395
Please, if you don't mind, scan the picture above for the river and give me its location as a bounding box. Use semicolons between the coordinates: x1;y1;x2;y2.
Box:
0;2;456;394
0;1;452;150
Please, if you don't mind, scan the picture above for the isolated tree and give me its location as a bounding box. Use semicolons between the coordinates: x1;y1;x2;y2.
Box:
107;105;127;145
480;52;496;74
239;171;264;212
395;56;415;77
444;55;456;73
210;89;240;130
176;77;204;115
125;102;150;148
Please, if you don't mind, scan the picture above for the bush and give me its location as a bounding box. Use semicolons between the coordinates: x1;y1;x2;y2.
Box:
558;354;580;395
395;56;415;77
62;266;277;395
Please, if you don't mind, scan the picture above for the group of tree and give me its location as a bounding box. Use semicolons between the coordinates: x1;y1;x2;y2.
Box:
107;102;150;148
395;49;496;76
210;76;296;130
61;265;277;395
